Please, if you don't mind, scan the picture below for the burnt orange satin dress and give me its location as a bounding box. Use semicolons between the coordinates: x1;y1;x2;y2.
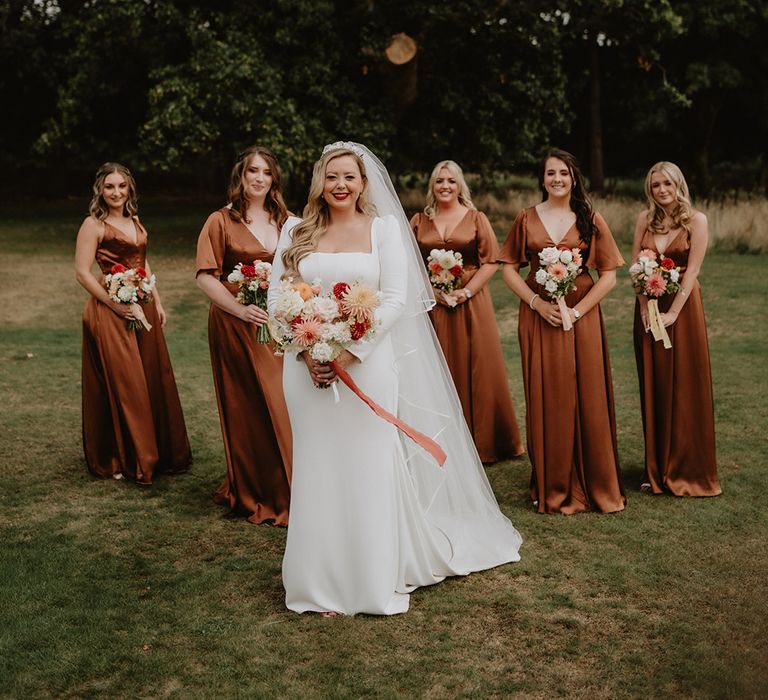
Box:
410;210;523;462
82;220;192;484
499;207;626;514
633;227;721;496
196;209;292;525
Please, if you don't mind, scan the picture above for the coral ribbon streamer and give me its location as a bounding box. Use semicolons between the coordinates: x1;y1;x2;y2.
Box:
130;303;152;331
647;299;671;349
331;360;447;467
557;297;573;331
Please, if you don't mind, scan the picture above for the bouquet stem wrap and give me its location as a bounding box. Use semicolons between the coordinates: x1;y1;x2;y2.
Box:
331;360;447;467
556;297;573;331
130;303;152;331
647;299;671;349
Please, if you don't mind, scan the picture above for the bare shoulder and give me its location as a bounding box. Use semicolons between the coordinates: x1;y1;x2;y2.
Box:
635;209;649;226
78;215;104;237
690;209;708;226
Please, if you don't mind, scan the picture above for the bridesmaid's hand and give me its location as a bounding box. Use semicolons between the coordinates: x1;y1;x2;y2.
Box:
109;301;135;320
453;289;472;305
660;311;678;327
532;297;561;327
638;296;650;332
433;288;456;307
239;304;269;325
155;303;167;328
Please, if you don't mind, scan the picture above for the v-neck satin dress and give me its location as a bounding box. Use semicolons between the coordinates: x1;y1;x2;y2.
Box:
196;208;292;525
410;210;523;462
81;219;192;484
499;207;626;514
633;226;721;496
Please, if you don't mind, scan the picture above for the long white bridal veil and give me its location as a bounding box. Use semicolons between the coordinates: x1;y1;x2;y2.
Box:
342;141;522;571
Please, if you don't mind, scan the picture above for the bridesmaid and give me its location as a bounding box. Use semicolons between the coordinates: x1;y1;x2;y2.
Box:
196;145;292;525
410;160;523;463
632;162;721;497
75;162;192;483
498;148;625;514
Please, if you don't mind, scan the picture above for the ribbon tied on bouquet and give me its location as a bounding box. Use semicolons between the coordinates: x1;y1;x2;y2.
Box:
330;360;447;467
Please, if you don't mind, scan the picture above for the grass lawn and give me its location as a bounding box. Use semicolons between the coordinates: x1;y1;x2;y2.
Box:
1;198;766;699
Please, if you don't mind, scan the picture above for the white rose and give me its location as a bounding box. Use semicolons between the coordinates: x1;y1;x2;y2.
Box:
643;262;657;277
669;269;680;283
628;262;642;277
274;285;305;321
306;296;339;322
545;280;557;294
559;249;573;264
227;270;244;283
310;341;338;363
325;322;352;345
539;247;560;266
535;269;549;285
117;286;136;303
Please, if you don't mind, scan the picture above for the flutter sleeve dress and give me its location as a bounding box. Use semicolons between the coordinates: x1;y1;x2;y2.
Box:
498;207;626;514
196;208;292;525
633;226;721;496
81;218;192;484
410;210;523;462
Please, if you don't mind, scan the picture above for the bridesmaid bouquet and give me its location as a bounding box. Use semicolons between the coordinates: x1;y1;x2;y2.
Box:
427;249;464;304
271;278;381;363
535;246;583;331
228;261;272;342
629;249;681;348
104;263;156;331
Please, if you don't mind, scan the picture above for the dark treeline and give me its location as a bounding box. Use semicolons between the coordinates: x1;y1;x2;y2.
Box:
2;0;766;200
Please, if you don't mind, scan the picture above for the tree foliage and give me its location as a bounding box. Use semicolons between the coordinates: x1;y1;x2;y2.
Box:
0;0;763;193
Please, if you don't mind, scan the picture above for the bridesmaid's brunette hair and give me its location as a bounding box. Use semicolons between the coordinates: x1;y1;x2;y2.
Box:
644;161;693;234
282;148;376;278
89;162;138;221
424;160;476;219
227;145;289;229
539;148;596;246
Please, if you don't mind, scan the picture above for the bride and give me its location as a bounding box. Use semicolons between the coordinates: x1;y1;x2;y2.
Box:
268;142;522;616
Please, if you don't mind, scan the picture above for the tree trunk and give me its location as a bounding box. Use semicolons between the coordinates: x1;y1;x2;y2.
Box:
588;41;605;193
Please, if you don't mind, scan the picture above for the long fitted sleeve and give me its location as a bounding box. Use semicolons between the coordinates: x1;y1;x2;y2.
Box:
348;215;407;362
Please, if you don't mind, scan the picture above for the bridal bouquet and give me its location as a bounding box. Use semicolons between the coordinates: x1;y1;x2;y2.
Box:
535;246;583;331
104;263;156;331
427;249;464;303
228;261;272;342
271;275;447;466
629;248;681;348
271;278;381;363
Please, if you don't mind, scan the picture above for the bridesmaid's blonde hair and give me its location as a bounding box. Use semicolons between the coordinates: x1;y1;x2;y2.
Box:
89;162;138;221
424;160;475;220
644;161;693;234
282;148;376;278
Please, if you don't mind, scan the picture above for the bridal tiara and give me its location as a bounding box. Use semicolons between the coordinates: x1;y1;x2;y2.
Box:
322;141;366;159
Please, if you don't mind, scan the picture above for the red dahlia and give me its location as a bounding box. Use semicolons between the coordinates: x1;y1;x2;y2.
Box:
660;257;674;270
111;264;126;274
333;282;350;299
350;321;367;340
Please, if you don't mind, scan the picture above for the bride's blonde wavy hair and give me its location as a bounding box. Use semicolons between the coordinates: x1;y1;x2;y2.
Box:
282;148;376;277
645;161;693;234
423;160;475;219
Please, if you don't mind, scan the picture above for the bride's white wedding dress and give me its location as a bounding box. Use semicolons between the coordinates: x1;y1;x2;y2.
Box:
270;213;522;616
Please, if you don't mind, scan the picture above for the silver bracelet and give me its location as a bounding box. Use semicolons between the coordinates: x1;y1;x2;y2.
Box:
464;288;473;299
529;293;539;309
